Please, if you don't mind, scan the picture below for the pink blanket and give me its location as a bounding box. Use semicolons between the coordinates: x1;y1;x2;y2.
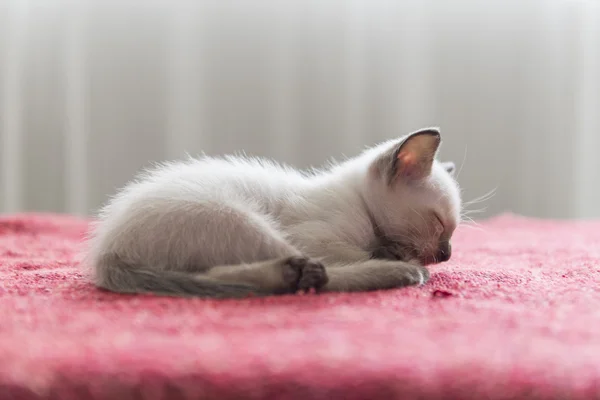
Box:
0;213;599;399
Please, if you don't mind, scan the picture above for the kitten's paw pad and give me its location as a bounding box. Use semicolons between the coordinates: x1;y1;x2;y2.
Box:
281;256;305;285
298;260;328;291
283;256;329;291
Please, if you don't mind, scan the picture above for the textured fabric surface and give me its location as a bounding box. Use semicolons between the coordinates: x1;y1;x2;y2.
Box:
0;213;599;400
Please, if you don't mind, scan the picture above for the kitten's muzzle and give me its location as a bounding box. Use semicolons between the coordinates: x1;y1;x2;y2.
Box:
436;241;452;262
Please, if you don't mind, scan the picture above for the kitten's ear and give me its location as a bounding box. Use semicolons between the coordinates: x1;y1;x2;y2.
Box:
442;161;456;175
379;128;441;184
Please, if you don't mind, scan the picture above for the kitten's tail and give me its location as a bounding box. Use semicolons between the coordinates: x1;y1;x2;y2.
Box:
93;255;259;298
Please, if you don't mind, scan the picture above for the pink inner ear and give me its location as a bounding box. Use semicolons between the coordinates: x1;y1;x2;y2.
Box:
398;151;416;169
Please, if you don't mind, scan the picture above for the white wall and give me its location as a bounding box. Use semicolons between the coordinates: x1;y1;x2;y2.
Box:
1;0;599;218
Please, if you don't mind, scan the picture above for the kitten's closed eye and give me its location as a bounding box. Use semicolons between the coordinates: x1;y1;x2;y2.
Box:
433;213;445;234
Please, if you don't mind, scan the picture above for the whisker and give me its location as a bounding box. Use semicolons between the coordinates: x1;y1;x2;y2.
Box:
464;187;497;206
459;212;479;225
460;223;485;232
459;215;487;231
462;207;487;215
461;215;479;223
455;145;468;179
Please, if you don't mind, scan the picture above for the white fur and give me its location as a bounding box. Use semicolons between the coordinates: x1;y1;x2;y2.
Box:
86;130;462;295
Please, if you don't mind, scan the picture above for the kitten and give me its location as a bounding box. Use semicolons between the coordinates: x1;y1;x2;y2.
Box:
86;128;461;298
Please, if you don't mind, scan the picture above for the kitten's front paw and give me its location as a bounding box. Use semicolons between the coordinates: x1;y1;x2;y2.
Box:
400;264;430;286
283;256;329;292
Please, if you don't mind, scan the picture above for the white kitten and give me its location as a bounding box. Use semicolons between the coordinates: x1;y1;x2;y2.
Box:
86;128;461;298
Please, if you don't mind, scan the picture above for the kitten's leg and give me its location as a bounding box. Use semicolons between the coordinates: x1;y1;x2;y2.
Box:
203;257;423;295
304;240;428;292
322;259;429;292
203;256;328;294
96;253;328;298
96;201;328;297
166;203;329;293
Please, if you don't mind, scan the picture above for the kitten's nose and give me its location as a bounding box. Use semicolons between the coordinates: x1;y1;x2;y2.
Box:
437;241;452;262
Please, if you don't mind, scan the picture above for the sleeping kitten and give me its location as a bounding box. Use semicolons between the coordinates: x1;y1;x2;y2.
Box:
86;128;461;298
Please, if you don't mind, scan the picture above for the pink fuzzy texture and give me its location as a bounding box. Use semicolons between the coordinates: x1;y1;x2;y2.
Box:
1;213;600;399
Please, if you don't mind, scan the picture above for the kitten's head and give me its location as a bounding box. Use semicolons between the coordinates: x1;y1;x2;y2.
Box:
364;128;461;266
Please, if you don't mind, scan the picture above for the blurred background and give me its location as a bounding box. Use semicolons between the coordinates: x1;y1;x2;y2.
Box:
0;0;598;219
